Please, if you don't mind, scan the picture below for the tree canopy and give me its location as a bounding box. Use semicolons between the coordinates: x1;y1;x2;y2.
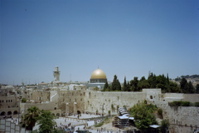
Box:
21;106;61;132
103;72;197;93
180;78;195;93
110;75;121;91
37;110;56;133
129;102;158;130
196;84;199;93
22;106;40;130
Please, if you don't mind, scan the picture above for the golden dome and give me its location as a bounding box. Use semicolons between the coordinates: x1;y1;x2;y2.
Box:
90;69;107;79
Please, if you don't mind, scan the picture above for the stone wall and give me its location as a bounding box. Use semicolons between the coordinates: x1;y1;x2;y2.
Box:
58;90;85;115
23;102;57;113
23;90;50;103
166;106;199;133
83;89;199;133
33;90;50;103
144;91;199;133
84;91;146;115
183;94;199;103
21;88;199;133
163;93;199;103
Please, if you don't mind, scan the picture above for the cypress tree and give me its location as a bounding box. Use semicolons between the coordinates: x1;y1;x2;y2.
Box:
103;81;109;91
123;77;127;91
111;75;121;91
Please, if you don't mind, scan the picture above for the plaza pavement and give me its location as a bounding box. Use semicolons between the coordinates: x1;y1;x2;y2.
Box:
6;114;124;133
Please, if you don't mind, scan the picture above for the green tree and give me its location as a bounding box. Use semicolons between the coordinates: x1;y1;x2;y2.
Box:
130;77;139;91
129;102;157;131
103;81;109;91
138;77;150;89
196;84;199;93
129;85;136;91
180;78;188;93
169;81;181;93
156;75;167;92
148;73;157;88
160;119;169;133
22;106;40;131
188;81;195;93
180;78;195;93
122;77;127;91
166;74;170;84
111;75;121;91
127;82;130;91
116;79;121;91
21;98;27;103
37;110;56;133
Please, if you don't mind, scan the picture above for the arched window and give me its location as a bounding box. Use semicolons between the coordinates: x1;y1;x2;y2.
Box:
13;111;18;115
0;112;6;116
7;111;12;115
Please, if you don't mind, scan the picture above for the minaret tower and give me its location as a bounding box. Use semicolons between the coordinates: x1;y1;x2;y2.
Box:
53;67;60;82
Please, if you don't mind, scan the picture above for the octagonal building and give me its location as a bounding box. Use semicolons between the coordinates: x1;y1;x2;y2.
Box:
90;69;107;83
88;68;107;89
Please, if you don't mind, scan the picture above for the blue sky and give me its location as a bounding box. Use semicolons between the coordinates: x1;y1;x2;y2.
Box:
0;0;199;85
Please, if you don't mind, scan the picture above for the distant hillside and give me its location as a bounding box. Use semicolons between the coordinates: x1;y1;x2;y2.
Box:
175;74;199;81
181;75;199;79
174;74;199;88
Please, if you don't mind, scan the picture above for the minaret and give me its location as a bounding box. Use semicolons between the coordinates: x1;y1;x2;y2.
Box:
53;67;60;82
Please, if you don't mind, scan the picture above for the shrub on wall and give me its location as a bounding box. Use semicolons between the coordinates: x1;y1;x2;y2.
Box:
168;101;190;107
168;101;181;106
181;101;190;106
111;104;115;110
195;102;199;107
160;119;170;133
21;98;27;103
157;108;163;119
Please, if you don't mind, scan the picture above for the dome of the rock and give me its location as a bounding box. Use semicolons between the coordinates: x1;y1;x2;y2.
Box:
90;69;107;83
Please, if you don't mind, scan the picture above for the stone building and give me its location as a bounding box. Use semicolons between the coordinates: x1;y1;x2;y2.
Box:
0;85;20;118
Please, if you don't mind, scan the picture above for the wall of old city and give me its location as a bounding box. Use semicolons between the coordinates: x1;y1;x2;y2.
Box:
82;89;199;133
57;90;85;115
23;102;57;113
154;101;199;133
23;90;50;103
18;88;199;133
142;90;199;133
167;106;199;133
84;90;146;115
183;94;199;103
162;93;199;103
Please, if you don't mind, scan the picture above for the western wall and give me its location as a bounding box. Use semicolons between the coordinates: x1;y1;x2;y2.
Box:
20;88;199;133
